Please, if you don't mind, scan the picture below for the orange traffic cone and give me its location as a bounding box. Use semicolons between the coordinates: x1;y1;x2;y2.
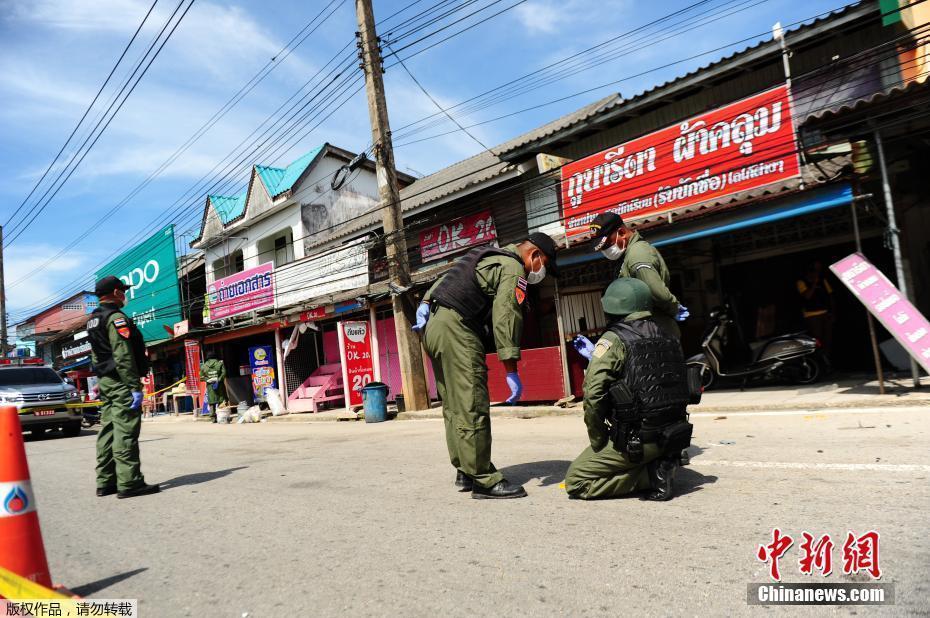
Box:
0;405;52;588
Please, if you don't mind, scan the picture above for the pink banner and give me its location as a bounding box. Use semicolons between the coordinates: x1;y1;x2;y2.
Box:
419;210;497;262
830;253;930;374
208;262;275;320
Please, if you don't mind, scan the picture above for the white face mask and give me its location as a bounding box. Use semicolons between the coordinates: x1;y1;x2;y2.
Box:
600;244;625;261
526;257;546;285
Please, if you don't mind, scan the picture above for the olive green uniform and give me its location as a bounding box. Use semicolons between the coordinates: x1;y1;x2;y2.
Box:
619;233;680;338
423;244;526;489
200;358;228;415
93;309;147;491
565;311;664;499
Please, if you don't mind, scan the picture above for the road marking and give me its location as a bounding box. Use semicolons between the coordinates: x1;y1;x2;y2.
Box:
691;407;925;418
695;460;930;473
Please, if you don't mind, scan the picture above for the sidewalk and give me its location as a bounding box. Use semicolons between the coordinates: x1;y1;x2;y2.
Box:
260;373;930;423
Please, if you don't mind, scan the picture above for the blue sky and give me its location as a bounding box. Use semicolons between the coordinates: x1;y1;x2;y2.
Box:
0;0;847;324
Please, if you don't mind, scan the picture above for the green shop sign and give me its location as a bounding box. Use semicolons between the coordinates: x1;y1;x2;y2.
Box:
96;225;182;342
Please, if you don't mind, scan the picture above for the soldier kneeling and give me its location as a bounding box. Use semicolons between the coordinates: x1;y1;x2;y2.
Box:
565;278;693;501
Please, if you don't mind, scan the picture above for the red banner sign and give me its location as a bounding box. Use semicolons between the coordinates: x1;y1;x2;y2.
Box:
338;320;375;407
184;339;201;392
560;84;800;235
419;210;497;261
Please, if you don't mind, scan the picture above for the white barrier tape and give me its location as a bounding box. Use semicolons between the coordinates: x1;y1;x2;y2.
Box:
0;481;36;517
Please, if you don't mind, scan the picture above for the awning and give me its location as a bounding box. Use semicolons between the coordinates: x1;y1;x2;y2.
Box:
555;182;854;268
60;357;91;371
652;183;854;247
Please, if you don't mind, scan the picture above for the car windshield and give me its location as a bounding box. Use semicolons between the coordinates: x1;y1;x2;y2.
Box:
0;368;63;386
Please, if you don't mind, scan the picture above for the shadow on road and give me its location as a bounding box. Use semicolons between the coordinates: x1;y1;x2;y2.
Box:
499;460;570;487
70;568;148;597
159;467;248;490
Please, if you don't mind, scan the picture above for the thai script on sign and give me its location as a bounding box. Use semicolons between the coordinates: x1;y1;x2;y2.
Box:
560;85;800;235
830;253;930;372
208;262;275;321
420;210;497;262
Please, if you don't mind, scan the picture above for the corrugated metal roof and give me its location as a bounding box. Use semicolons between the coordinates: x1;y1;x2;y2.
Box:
208;193;247;225
255;145;324;198
398;94;618;212
805;77;930;122
496;1;875;157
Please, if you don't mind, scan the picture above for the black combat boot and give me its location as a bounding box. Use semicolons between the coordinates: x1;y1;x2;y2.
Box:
644;457;678;501
455;471;474;492
117;483;161;499
472;479;527;499
96;486;117;497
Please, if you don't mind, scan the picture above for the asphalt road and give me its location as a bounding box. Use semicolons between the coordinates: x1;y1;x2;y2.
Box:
22;407;930;617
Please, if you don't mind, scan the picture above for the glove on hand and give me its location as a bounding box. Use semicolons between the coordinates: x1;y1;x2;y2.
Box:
211;382;219;391
572;335;595;360
505;372;523;404
675;305;690;322
411;302;431;332
130;391;144;410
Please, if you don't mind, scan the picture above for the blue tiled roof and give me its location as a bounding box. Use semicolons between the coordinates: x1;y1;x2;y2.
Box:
255;145;323;197
209;193;247;224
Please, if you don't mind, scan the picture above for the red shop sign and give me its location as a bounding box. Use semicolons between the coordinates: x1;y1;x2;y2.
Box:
419;210;497;262
560;84;800;235
338;320;375;407
183;339;201;392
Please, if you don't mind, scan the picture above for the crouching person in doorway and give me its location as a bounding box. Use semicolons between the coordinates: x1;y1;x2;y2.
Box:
565;278;692;501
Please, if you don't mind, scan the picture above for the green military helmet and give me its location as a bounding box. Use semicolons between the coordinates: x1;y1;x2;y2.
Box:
601;277;652;316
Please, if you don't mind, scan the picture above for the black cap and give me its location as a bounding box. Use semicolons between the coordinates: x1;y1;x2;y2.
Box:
95;275;131;297
524;232;559;276
589;211;624;251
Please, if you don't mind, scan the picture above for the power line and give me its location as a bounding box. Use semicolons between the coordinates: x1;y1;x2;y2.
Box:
2;0;160;231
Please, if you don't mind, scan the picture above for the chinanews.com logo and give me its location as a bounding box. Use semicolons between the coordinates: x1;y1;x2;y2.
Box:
748;528;894;606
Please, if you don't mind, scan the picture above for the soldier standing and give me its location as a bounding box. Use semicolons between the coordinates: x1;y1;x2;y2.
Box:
87;276;160;499
565;278;692;501
200;350;228;422
413;233;558;499
589;212;688;338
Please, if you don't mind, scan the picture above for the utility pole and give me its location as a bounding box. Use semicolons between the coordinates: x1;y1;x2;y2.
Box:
0;226;7;357
355;0;430;411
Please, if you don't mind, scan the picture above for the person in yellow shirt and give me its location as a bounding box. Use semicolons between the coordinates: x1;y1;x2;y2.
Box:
796;261;835;360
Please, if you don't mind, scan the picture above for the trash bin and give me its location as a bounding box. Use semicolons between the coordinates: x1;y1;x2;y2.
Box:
362;382;389;423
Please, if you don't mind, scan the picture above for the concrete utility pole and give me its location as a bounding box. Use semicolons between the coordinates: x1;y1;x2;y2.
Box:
355;0;430;411
0;226;7;357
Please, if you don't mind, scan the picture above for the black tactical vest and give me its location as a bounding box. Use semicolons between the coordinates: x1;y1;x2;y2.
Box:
87;303;149;378
609;319;689;428
429;246;524;331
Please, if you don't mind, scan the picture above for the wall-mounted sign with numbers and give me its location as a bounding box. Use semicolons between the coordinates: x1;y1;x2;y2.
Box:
419;210;497;262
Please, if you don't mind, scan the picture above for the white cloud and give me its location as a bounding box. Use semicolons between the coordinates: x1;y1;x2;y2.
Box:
513;3;559;34
3;244;90;318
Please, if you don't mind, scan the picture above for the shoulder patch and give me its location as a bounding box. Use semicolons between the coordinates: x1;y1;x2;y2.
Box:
515;276;528;304
116;327;131;339
592;338;612;359
633;263;654;272
113;317;128;327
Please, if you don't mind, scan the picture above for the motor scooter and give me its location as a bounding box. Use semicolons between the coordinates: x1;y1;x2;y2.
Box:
686;306;822;389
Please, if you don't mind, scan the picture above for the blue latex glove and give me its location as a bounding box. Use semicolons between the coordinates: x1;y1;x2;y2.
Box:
505;372;523;404
675;305;690;322
411;302;431;332
211;382;219;391
572;335;595;360
130;391;144;410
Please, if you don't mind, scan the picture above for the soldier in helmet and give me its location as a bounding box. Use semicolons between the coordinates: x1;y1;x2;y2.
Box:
87;276;160;499
565;277;692;501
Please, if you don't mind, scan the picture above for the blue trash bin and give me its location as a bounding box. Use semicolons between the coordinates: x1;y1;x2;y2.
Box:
362;382;389;423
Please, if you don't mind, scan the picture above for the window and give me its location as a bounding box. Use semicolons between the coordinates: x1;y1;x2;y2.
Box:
258;230;293;268
62;303;83;311
0;368;63;386
212;249;244;280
